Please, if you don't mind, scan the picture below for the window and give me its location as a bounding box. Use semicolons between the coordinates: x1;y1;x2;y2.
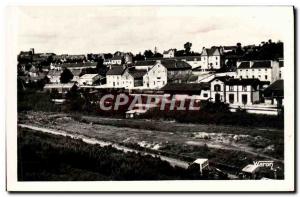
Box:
258;75;261;78
229;86;234;91
157;77;161;80
246;75;249;78
259;69;261;71
265;75;268;80
214;84;221;91
265;68;268;71
229;94;234;104
203;93;208;98
216;57;218;60
252;69;254;71
242;85;247;91
252;75;254;78
216;62;218;65
240;70;242;72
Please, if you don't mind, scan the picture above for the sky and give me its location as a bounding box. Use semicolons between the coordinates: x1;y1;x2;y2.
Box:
13;6;291;55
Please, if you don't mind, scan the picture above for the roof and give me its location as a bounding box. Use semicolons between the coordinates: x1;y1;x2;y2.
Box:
251;61;272;68
161;60;192;71
80;74;99;79
53;62;97;68
176;56;201;61
225;78;261;86
264;80;284;97
242;164;259;173
127;68;147;79
238;62;251;69
71;69;82;76
106;66;125;75
203;47;222;56
163;49;175;54
111;55;123;60
161;83;210;91
193;158;208;165
135;60;156;67
209;76;232;83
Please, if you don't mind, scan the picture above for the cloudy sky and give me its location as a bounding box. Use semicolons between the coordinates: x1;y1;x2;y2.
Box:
14;6;291;54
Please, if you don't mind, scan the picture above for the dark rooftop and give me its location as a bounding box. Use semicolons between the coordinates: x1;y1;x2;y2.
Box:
106;66;125;75
264;80;284;97
135;60;156;66
127;68;147;79
251;61;272;68
238;62;250;69
161;60;192;71
161;83;210;92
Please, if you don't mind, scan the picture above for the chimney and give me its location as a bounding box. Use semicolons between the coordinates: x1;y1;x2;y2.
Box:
30;48;34;55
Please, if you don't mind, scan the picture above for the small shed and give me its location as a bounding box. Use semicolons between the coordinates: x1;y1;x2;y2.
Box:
241;164;260;179
125;109;147;119
192;158;209;174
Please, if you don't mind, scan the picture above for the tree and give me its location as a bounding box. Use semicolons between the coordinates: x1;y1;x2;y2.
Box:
153;52;163;58
134;53;145;61
144;50;154;59
60;68;74;84
184;42;192;55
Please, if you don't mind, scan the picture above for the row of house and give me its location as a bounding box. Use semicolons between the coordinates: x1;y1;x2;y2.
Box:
106;60;192;89
159;46;224;71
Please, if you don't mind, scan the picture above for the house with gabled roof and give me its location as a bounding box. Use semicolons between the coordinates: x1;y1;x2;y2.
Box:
143;60;192;89
163;49;176;58
200;47;224;71
106;65;126;88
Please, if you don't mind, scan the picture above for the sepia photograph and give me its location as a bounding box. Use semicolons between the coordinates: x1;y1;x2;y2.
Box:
6;5;295;192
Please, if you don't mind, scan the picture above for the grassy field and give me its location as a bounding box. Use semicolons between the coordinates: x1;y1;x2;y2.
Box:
18;127;217;181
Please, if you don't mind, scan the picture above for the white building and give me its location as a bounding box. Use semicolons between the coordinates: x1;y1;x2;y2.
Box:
236;60;281;83
143;60;192;89
106;66;126;88
224;78;261;105
79;74;100;85
143;61;168;89
47;70;62;83
208;77;262;105
200;47;223;70
163;49;176;58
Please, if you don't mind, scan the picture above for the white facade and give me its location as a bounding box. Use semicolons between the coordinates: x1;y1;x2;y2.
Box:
200;47;223;70
106;74;124;88
237;60;281;83
111;59;122;65
210;78;225;102
143;62;167;89
163;49;176;58
122;70;135;89
225;84;260;105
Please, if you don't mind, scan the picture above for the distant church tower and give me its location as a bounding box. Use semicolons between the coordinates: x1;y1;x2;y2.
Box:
154;46;157;54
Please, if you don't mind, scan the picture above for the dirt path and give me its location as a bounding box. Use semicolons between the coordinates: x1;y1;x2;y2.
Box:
18;124;190;169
